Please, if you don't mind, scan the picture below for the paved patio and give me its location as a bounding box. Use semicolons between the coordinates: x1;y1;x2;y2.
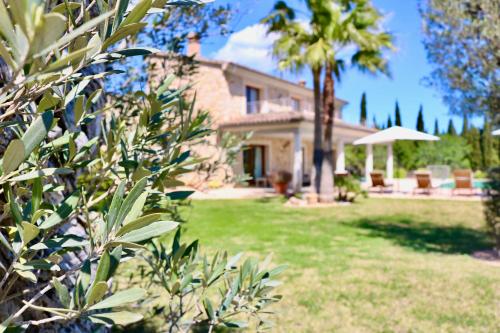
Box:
190;186;278;200
189;178;484;201
363;178;484;201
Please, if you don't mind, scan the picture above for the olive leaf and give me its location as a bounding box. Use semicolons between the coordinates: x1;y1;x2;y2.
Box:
39;191;80;230
119;0;152;27
113;177;147;230
22;111;54;159
85;282;108;307
88;311;143;326
116;221;178;243
9;168;73;182
116;213;163;236
52;278;71;308
20;222;40;245
2;140;25;174
88;288;145;311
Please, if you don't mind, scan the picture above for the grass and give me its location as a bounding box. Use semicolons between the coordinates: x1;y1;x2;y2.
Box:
180;198;500;333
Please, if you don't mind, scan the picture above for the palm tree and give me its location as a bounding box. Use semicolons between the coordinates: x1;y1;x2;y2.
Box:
262;1;327;194
311;0;394;202
264;0;393;202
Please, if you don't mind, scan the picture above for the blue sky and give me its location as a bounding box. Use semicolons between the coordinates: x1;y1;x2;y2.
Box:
198;0;474;132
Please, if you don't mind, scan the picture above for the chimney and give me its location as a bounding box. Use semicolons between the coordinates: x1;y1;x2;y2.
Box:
187;32;201;58
298;80;306;87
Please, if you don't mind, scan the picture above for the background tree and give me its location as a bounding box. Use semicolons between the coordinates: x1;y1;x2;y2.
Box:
420;0;499;120
416;105;425;132
394;101;402;126
360;92;367;125
387;115;393;128
434;119;440;135
415;136;471;169
373;115;379;129
482;120;499;169
462;114;470;136
467;126;483;170
447;119;457;136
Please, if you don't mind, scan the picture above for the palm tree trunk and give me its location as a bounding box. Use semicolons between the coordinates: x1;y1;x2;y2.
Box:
319;62;335;203
312;66;323;195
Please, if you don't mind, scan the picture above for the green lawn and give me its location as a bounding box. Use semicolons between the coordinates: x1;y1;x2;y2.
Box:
182;198;500;333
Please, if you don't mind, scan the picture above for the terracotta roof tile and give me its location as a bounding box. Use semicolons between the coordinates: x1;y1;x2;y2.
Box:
219;112;377;133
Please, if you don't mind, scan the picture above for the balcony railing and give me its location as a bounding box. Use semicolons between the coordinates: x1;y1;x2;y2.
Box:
246;98;314;115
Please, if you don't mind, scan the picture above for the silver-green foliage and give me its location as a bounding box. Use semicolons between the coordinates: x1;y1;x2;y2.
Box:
420;0;499;118
132;230;285;331
0;0;282;331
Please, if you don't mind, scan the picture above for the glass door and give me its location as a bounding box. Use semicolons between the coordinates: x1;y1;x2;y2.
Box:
243;145;266;185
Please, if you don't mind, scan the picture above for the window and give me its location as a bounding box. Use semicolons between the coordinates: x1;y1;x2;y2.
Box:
291;97;301;112
246;86;260;114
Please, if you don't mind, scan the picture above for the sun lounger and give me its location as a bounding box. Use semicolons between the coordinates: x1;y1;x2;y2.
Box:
453;169;474;195
413;172;438;195
370;172;393;192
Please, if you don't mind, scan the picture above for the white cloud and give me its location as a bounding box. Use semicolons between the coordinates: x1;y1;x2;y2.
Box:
212;24;279;73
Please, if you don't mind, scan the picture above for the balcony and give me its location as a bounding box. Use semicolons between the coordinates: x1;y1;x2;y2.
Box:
246;98;314;115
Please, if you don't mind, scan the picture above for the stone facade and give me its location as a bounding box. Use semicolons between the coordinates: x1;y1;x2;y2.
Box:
148;54;374;188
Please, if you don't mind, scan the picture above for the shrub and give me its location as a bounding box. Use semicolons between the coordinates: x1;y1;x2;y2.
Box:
474;170;487;179
335;175;367;202
128;230;285;331
394;167;408;179
414;135;471;169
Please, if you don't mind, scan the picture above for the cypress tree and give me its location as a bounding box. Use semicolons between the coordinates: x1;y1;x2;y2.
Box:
462;114;469;136
434;119;440;135
482;120;499;169
372;115;378;129
447;119;457;136
468;126;482;170
360;92;367;125
395;101;402;126
416;105;425;132
387;115;393;128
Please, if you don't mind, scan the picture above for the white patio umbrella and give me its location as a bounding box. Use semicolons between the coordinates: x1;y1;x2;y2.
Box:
353;126;440;180
493;129;500;136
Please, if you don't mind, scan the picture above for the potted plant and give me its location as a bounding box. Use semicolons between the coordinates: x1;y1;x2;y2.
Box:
271;170;292;194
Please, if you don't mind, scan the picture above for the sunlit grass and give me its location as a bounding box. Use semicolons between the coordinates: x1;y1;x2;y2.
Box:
181;198;499;333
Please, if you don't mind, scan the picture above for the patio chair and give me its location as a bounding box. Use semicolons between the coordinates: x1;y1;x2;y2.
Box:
370;172;393;193
413;172;438;195
452;169;474;195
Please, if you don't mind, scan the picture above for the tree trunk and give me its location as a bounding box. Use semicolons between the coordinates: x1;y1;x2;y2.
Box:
312;67;323;194
319;62;335;203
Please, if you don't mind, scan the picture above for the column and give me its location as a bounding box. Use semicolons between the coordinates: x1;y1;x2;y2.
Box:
386;143;394;180
335;139;346;173
292;129;303;192
365;144;373;181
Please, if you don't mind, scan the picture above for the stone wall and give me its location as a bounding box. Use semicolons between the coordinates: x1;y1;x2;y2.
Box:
269;138;293;173
192;64;236;125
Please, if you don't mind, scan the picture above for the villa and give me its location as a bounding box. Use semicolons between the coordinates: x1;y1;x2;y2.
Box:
149;34;376;191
